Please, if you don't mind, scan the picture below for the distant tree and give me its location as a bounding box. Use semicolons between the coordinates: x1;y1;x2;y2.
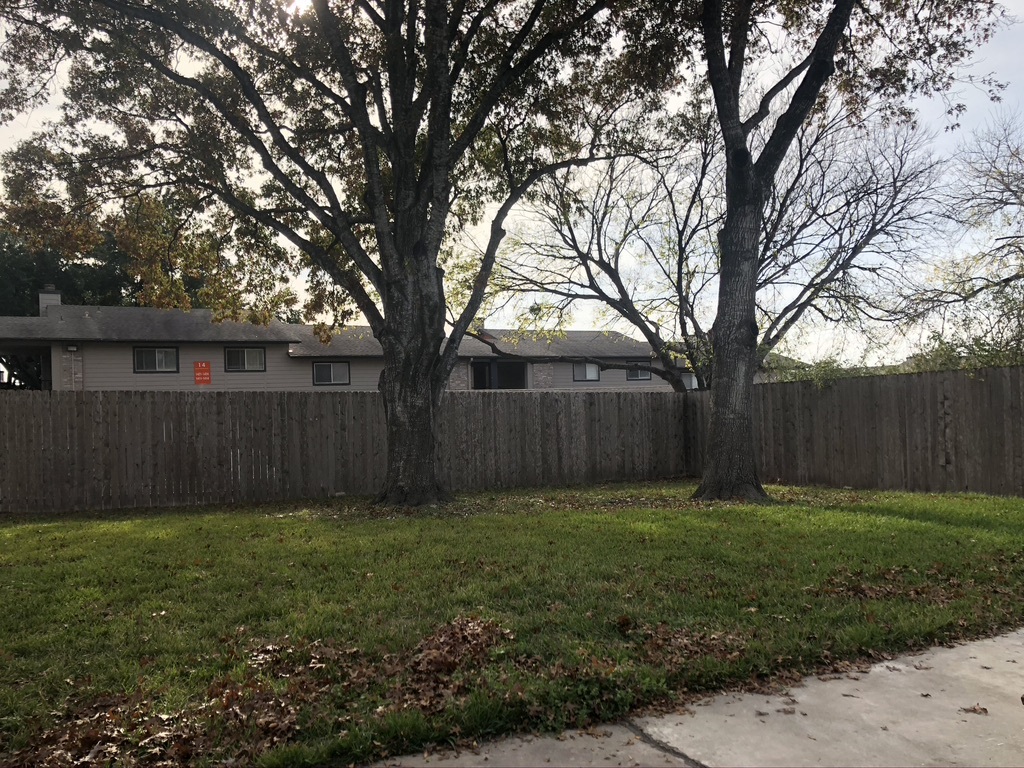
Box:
917;112;1024;311
0;186;299;321
0;234;133;316
910;282;1024;370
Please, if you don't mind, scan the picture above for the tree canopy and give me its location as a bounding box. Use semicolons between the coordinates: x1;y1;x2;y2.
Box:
0;184;299;321
496;100;942;390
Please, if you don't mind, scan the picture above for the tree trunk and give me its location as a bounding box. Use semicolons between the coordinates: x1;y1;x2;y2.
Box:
376;244;449;506
693;193;770;502
378;353;446;506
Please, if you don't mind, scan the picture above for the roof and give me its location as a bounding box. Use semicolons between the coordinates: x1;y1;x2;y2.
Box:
286;325;385;357
287;326;655;359
0;305;302;344
455;329;654;359
0;303;656;359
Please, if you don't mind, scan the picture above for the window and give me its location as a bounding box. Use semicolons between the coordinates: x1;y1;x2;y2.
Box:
225;347;266;372
134;347;178;373
471;360;528;390
626;361;652;381
313;361;350;386
573;362;600;382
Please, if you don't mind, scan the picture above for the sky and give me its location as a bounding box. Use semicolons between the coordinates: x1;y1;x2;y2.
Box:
790;1;1024;365
2;4;1023;366
925;3;1024;123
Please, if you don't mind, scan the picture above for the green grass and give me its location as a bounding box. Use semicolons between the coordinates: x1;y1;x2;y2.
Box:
2;482;1023;766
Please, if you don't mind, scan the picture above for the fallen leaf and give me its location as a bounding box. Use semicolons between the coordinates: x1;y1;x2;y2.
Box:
959;704;988;715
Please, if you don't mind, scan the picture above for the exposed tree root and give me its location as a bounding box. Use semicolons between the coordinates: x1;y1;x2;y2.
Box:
691;478;772;503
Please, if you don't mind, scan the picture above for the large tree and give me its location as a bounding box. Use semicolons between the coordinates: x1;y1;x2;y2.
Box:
497;101;941;392
0;0;623;504
663;0;1000;500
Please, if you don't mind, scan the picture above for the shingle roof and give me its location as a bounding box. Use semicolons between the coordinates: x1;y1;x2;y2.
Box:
286;324;385;357
0;304;656;359
0;305;302;344
455;329;654;359
287;326;654;359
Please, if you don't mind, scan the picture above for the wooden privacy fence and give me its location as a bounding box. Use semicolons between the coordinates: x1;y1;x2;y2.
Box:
0;390;704;514
752;367;1024;496
2;366;1024;515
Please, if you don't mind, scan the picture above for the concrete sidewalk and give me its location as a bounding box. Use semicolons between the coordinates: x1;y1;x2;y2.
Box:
381;628;1024;767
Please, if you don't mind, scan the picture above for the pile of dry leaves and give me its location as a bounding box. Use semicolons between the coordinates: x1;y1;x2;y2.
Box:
0;617;517;768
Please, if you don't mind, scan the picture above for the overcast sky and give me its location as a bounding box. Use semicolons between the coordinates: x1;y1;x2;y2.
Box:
921;0;1024;147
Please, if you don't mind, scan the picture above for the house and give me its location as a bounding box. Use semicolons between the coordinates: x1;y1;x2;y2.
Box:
0;287;696;392
0;291;303;391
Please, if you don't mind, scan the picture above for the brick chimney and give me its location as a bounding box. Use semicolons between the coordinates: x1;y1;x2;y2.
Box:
38;284;62;316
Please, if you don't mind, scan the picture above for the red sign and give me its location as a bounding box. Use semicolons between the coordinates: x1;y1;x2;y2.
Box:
194;361;212;385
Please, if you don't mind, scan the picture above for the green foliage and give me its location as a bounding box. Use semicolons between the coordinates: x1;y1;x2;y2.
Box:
911;283;1024;371
764;356;860;387
3;482;1024;764
0;233;133;316
0;188;299;321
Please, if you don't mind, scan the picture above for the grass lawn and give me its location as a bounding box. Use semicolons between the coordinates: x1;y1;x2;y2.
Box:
2;482;1023;767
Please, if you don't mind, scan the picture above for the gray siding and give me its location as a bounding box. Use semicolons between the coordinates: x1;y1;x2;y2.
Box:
74;343;383;391
49;344;62;391
57;342;695;392
307;358;382;390
546;360;680;390
437;360;686;391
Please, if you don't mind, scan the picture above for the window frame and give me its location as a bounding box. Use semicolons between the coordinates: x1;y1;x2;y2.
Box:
572;361;601;382
312;360;351;387
133;346;179;374
626;361;652;381
224;346;267;373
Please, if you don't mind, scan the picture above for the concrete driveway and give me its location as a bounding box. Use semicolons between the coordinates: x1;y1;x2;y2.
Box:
381;628;1024;767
